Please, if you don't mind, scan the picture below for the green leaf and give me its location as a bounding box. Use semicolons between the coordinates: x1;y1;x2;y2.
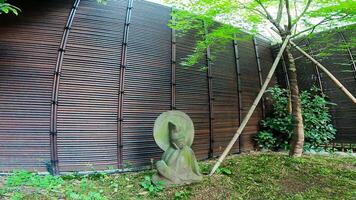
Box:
144;176;151;182
2;6;9;13
148;185;154;192
9;6;17;15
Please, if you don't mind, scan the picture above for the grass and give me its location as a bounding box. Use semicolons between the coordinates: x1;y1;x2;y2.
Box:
0;152;355;200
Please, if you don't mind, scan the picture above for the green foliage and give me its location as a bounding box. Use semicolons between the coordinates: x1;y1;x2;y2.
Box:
0;154;355;199
0;0;107;16
166;0;356;68
257;86;293;150
2;171;108;199
174;189;192;200
216;167;232;175
198;162;212;174
140;175;165;194
255;131;277;150
6;170;63;190
167;0;247;68
307;0;356;23
0;0;20;15
326;147;338;154
11;192;23;200
64;177;107;200
300;87;337;150
256;86;336;150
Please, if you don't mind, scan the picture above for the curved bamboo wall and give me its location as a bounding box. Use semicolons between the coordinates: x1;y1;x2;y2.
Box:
0;0;274;174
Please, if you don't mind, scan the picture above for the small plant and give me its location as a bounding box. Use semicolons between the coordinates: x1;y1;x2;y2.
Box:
140;176;165;194
198;163;211;174
326;147;338;154
64;178;106;200
216;167;232;175
346;148;353;154
174;189;192;200
11;192;23;200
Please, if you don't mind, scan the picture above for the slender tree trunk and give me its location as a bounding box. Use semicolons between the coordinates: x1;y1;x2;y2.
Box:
284;44;304;157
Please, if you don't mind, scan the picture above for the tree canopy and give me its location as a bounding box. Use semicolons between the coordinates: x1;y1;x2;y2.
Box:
165;0;356;66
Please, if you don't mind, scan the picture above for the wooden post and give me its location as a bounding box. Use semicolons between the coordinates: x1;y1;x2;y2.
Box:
204;23;214;158
253;37;266;118
209;35;291;176
233;35;242;152
117;0;134;169
50;0;81;175
171;8;176;110
290;40;356;104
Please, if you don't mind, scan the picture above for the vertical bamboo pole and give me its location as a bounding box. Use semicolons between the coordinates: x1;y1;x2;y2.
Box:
233;35;242;152
171;8;176;110
117;0;134;170
204;23;214;158
210;35;291;176
290;40;356;104
253;37;266;118
50;0;81;175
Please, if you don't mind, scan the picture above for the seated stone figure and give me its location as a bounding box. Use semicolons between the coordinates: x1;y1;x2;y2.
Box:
152;111;202;186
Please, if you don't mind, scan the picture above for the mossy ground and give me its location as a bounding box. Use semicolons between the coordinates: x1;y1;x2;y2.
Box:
0;152;355;200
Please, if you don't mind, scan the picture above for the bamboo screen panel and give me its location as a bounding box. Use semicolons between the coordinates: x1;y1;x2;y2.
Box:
0;0;275;173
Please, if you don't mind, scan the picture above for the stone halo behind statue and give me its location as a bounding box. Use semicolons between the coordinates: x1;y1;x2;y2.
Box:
152;110;203;186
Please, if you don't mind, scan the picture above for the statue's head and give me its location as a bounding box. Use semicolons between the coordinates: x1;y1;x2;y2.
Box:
168;121;185;149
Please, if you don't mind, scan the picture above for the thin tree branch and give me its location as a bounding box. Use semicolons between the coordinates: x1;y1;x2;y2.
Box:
241;4;274;27
255;0;276;22
254;0;285;33
293;14;350;52
276;0;284;24
293;0;298;34
285;0;292;30
291;0;312;28
292;13;348;39
292;17;332;39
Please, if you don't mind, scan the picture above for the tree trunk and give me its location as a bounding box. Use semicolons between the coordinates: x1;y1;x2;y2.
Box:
284;44;304;157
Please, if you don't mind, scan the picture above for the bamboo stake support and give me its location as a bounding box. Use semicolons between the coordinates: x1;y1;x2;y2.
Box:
290;40;356;104
209;35;291;176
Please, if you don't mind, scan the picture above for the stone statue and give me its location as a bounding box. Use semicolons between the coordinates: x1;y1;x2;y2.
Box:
152;111;202;186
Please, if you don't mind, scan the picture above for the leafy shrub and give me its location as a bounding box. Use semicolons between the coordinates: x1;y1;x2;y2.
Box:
255;131;276;150
256;86;336;151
